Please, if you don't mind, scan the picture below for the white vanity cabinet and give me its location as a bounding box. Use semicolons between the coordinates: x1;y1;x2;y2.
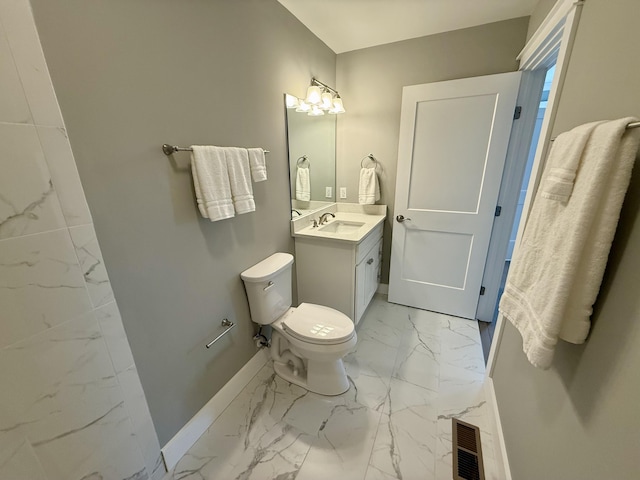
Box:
295;223;383;325
355;234;383;323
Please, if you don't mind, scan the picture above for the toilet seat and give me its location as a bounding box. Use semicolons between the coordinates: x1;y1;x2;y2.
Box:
282;303;355;346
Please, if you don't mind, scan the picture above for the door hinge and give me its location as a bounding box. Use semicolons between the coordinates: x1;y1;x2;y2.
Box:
495;205;502;217
480;286;486;296
514;106;522;119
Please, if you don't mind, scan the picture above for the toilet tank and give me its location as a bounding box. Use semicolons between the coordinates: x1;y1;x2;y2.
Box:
240;253;294;325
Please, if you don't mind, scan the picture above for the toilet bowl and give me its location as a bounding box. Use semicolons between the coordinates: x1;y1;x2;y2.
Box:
241;253;356;395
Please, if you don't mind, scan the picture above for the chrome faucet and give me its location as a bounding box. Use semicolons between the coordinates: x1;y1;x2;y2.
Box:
319;212;336;225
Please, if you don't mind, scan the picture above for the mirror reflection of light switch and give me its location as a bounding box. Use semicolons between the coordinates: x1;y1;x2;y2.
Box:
325;187;332;198
340;187;347;199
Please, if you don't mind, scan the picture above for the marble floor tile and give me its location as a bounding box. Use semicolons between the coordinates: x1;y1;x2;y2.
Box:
165;295;504;480
0;0;64;127
69;224;114;308
296;402;382;480
0;123;65;239
169;367;314;480
96;301;135;374
118;365;163;480
345;331;399;387
368;378;438;480
36;126;92;226
0;311;147;480
0;21;32;125
0;428;48;480
364;464;400;480
0;228;93;348
392;330;440;392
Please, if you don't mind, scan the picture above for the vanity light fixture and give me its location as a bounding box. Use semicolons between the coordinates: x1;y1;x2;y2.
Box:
292;78;345;116
320;92;333;110
305;85;322;105
285;93;300;109
308;104;325;116
329;96;345;114
295;100;311;113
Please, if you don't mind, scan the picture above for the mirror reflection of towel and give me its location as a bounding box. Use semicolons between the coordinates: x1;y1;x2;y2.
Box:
296;166;310;201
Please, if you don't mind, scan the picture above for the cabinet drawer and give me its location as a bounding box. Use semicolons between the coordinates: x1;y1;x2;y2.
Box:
356;223;383;265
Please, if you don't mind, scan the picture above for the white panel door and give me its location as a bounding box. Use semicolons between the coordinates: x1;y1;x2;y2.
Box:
388;72;521;319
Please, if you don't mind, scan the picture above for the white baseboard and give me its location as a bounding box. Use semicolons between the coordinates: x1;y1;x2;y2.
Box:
161;348;270;470
376;283;389;295
485;377;512;480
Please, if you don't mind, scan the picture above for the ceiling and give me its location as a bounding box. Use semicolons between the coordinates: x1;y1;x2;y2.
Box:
277;0;538;54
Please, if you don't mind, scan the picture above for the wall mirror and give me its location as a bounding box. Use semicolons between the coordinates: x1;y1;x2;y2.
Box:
285;94;336;218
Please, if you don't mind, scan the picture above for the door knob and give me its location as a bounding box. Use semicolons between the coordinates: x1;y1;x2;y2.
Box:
396;215;411;223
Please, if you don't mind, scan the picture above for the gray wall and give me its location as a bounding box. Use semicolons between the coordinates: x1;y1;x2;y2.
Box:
493;1;640;478
30;0;336;445
335;17;529;283
525;0;557;40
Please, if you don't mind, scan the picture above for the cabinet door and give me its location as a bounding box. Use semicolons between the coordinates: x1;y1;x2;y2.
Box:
355;258;368;325
355;238;382;324
363;240;382;308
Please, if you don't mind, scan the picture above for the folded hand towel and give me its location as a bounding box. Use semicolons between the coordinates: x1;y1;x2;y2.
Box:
539;121;602;202
248;148;267;182
358;167;380;205
225;147;255;214
499;118;640;369
296;166;310;201
191;146;235;221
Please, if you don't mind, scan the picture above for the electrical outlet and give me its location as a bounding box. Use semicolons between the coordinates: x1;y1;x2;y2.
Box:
340;187;347;199
325;187;332;198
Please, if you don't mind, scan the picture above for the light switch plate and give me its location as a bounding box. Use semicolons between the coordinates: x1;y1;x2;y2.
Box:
325;187;332;198
340;187;347;199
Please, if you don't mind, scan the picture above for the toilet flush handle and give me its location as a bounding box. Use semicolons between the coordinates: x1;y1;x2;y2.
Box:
264;281;275;291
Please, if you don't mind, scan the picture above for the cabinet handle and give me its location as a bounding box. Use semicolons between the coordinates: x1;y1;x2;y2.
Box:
367;258;374;265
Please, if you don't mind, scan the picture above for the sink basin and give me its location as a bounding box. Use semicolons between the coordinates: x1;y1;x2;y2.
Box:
319;221;365;234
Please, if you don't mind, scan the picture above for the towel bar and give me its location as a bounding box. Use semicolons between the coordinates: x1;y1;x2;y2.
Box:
205;319;235;348
550;121;640;141
162;144;270;156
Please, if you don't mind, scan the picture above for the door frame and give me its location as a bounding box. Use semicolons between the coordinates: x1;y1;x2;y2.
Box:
475;70;546;323
486;0;584;376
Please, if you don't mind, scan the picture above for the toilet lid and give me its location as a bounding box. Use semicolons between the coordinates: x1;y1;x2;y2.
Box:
283;303;355;345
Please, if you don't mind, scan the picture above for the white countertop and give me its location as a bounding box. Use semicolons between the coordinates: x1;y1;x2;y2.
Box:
292;210;386;243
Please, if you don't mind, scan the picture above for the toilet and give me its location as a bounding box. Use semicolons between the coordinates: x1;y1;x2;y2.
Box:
241;252;356;395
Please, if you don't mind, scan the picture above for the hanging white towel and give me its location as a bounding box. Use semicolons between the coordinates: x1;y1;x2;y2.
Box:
225;147;255;214
296;166;310;201
191;146;235;221
248;148;267;182
499;118;640;369
358;167;380;205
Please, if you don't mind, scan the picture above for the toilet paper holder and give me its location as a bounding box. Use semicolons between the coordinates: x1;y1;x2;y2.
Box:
205;319;235;349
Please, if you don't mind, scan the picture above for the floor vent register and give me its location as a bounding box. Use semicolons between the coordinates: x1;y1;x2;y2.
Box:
452;418;485;480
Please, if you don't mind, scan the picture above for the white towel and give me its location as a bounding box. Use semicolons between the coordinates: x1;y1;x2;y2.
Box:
225;147;255;214
296;166;310;201
358;167;380;205
191;146;235;221
248;148;267;182
499;118;640;369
